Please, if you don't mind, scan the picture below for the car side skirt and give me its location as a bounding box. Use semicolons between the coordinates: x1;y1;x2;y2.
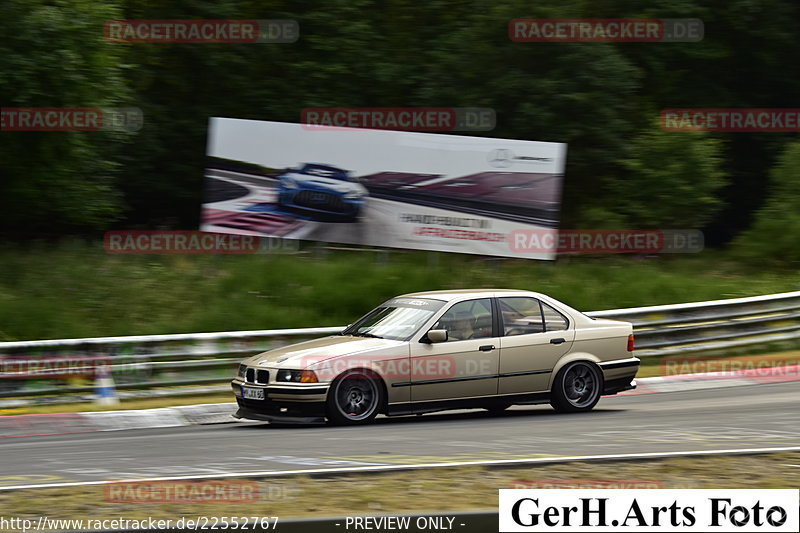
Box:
386;392;551;416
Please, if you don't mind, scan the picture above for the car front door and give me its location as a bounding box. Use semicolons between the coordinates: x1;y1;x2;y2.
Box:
409;298;500;402
497;297;575;395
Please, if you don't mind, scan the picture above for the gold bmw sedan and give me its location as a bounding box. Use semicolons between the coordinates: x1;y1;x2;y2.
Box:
231;289;638;425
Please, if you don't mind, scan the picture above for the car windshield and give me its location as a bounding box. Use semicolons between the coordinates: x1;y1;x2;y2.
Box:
300;164;348;180
341;298;445;341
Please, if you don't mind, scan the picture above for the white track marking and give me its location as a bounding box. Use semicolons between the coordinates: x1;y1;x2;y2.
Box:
2;445;799;492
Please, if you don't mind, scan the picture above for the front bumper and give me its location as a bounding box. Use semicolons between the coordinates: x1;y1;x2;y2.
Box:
231;381;328;424
278;190;363;218
234;404;326;424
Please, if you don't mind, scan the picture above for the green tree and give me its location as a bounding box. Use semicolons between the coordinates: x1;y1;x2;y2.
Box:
0;0;129;235
591;0;800;241
3;0;799;241
363;0;645;227
733;140;800;264
604;121;727;228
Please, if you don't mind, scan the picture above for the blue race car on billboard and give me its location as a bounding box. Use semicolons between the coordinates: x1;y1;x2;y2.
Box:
277;163;368;221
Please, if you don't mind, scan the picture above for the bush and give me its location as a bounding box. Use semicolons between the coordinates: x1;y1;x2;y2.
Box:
604;121;727;229
733;140;800;265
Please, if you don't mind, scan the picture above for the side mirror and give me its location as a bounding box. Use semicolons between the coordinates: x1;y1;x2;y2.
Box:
426;329;448;343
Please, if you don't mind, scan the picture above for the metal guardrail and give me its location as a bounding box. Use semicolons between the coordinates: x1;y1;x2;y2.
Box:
0;291;798;404
589;290;800;356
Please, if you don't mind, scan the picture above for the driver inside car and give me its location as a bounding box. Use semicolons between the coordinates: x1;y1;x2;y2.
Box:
446;311;475;340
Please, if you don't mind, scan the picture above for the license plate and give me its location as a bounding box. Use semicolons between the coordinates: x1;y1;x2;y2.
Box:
241;386;265;400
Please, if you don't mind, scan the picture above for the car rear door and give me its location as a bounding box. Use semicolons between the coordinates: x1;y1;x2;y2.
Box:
497;297;575;395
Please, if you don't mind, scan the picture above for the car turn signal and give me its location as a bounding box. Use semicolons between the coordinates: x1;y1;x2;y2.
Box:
300;370;319;383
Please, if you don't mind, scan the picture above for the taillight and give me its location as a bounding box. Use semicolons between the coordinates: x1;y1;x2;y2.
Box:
627;334;635;352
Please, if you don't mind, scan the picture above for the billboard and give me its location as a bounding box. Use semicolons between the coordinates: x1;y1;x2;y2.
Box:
202;119;567;259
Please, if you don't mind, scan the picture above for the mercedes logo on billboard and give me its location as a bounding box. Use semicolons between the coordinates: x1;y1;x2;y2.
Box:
488;148;514;168
488;149;553;168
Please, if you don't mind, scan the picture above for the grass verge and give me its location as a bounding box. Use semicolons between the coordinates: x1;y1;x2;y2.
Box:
1;241;798;341
1;452;798;522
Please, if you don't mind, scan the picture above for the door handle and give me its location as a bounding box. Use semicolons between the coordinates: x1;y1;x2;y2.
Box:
479;345;495;352
550;338;566;345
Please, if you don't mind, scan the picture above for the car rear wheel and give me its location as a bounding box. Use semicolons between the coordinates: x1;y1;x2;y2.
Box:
550;361;603;413
326;369;384;425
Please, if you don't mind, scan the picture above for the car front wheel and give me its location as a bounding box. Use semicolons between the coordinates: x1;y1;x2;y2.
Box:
326;369;384;425
550;361;603;413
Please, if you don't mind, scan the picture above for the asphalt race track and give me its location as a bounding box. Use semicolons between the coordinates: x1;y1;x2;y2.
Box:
0;382;798;489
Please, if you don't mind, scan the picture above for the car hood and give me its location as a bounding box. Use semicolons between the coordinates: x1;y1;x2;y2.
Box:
244;335;405;368
283;173;366;194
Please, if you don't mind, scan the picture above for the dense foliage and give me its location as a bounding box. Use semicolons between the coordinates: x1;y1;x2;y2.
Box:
2;0;798;256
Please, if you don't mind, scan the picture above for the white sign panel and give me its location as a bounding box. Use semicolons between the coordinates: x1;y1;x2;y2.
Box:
499;489;799;532
203;119;567;259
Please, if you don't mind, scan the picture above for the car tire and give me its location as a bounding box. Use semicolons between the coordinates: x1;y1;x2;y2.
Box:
550;361;603;413
326;369;384;425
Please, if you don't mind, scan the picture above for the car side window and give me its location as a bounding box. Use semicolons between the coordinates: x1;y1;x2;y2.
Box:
432;298;493;341
499;297;544;336
542;302;569;331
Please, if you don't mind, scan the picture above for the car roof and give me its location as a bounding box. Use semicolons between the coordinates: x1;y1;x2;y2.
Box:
301;163;346;171
397;289;548;302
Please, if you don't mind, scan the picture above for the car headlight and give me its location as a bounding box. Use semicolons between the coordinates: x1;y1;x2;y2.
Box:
282;178;298;189
343;190;363;200
276;369;319;383
238;364;247;378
